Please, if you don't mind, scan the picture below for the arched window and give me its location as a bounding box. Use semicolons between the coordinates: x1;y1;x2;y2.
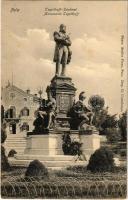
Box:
8;106;16;118
21;122;29;131
20;107;29;116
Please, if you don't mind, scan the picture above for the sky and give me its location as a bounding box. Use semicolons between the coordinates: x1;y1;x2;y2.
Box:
2;0;127;114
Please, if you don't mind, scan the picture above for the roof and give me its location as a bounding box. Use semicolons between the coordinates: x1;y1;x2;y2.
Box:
3;84;39;99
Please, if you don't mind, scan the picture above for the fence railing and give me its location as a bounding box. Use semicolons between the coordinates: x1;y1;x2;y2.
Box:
1;177;127;198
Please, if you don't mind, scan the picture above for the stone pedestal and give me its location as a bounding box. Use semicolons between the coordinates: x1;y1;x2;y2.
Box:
11;134;88;169
79;134;101;158
24;134;63;155
47;76;76;130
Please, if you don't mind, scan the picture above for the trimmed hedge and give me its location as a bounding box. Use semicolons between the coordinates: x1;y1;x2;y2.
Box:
25;160;48;179
87;147;115;172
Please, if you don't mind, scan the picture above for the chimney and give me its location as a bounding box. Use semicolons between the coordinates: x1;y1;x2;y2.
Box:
26;89;30;94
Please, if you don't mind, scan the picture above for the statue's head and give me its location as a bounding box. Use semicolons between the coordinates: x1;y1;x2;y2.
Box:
39;106;44;111
59;24;66;33
79;91;86;101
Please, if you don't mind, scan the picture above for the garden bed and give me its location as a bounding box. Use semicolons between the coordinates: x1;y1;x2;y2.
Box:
1;166;127;198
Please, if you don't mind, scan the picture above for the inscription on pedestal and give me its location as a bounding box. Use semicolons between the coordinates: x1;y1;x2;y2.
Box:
47;76;76;130
59;94;70;111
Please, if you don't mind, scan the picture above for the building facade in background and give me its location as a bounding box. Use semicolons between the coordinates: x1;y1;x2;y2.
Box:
2;82;39;135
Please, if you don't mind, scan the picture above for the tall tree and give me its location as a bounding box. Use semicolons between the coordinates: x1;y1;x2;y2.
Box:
118;111;127;141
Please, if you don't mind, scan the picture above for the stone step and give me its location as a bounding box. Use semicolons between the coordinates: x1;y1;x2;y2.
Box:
5;140;27;154
9;157;87;168
5;148;25;156
6;138;26;141
7;137;26;140
6;142;26;147
15;154;75;161
5;134;27;154
7;134;26;136
6;147;26;151
6;137;26;140
6;140;26;144
6;140;26;143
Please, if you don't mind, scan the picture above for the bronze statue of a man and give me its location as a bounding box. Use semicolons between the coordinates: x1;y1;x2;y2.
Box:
53;24;72;76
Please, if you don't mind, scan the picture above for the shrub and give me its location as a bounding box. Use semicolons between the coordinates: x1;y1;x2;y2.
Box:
67;165;87;173
1;125;7;144
62;133;71;155
62;133;83;156
70;141;83;156
25;160;48;179
1;145;10;171
106;128;121;143
120;150;127;157
87;147;115;172
8;149;17;157
118;111;127;141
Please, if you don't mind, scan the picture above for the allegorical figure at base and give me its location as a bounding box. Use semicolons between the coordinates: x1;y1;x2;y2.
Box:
33;90;56;134
53;24;72;76
74;91;94;125
69;91;94;130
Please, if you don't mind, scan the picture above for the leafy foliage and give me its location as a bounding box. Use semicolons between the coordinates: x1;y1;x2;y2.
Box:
87;147;115;172
1;105;5;123
1;121;10;171
62;133;71;155
92;108;107;129
101;114;118;129
93;110;118;136
1;123;7;143
118;111;127;141
88;95;105;111
25;160;48;179
106;128;121;143
1;145;10;171
88;96;118;135
62;133;83;156
70;141;83;156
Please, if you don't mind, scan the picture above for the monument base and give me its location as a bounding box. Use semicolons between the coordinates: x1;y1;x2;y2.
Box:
9;132;101;169
70;131;101;159
79;134;101;158
9;134;87;169
24;134;63;155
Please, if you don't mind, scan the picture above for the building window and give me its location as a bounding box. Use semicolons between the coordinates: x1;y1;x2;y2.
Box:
10;92;16;99
21;122;29;131
8;106;16;118
9;122;16;134
24;97;27;102
20;107;29;116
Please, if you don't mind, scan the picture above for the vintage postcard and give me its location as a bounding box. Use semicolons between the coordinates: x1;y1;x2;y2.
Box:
1;0;127;199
